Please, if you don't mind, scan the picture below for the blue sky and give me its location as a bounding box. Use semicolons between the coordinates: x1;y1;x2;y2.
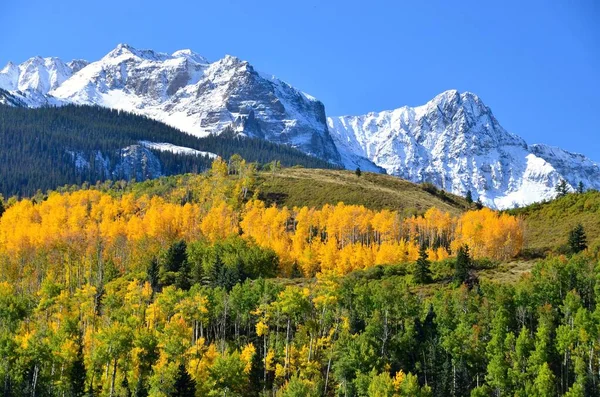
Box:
2;0;599;160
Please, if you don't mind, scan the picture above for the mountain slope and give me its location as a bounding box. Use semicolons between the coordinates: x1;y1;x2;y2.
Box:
508;190;600;255
328;90;600;209
2;47;597;209
0;44;342;164
0;104;336;197
255;168;469;214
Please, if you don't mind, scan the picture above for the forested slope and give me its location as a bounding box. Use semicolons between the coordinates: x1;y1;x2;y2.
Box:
0;104;335;197
0;157;597;397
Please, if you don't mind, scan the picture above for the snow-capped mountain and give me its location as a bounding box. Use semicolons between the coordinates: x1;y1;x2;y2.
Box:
328;90;600;209
0;44;341;164
1;45;598;209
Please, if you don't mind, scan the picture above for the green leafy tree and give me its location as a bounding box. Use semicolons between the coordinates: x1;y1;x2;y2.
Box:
277;375;321;397
531;363;555;397
367;371;394;397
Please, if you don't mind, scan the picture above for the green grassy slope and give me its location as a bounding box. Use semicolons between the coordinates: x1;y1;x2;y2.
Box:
256;168;469;215
508;191;600;254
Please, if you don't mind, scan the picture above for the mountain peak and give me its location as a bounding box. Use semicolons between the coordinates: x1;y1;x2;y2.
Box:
67;59;90;74
172;49;208;64
104;43;169;62
1;61;17;73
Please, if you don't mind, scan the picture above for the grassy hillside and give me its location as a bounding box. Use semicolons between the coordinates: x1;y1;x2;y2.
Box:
256;168;469;215
508;190;600;254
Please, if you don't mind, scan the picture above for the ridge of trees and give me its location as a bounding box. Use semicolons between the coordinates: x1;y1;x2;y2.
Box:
0;104;335;197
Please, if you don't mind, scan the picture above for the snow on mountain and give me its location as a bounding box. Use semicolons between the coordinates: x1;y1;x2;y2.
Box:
0;56;83;106
67;59;90;74
328;90;600;209
139;141;217;158
33;43;339;163
2;45;597;209
66;145;164;180
0;62;19;91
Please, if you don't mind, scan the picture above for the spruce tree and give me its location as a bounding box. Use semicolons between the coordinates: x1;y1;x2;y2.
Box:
454;245;471;284
414;245;432;284
466;190;473;204
577;181;585;194
568;223;587;253
175;260;191;291
475;197;483;210
355;167;362;177
69;339;87;397
555;179;569;198
147;257;160;293
173;363;196;397
164;240;187;272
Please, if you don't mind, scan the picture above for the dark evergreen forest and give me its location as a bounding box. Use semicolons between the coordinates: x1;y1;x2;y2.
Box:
0;104;335;197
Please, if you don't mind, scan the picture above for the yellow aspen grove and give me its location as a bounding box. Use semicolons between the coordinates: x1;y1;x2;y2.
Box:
0;185;523;286
451;208;523;260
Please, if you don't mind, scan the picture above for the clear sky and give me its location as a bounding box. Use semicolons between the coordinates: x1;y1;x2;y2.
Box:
2;0;599;160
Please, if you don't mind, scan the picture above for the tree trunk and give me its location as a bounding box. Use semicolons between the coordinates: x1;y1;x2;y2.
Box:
109;358;117;397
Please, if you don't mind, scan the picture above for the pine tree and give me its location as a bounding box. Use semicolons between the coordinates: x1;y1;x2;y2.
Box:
568;223;587;253
555;179;569;198
355;167;362;177
577;181;584;194
454;245;471;284
466;190;473;204
414;245;432;284
175;260;191;291
164;240;187;273
69;339;87;397
475;197;483;210
173;363;196;397
147;257;160;293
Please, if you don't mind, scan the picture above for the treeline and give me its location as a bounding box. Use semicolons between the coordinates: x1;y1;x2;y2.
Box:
0;104;335;197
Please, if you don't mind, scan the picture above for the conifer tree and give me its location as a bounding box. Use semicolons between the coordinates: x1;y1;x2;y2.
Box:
577;181;584;194
69;339;86;397
466;190;473;204
173;363;195;397
475;197;483;210
355;167;362;177
414;245;432;284
555;179;569;198
454;245;471;284
147;257;160;293
568;223;587;253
